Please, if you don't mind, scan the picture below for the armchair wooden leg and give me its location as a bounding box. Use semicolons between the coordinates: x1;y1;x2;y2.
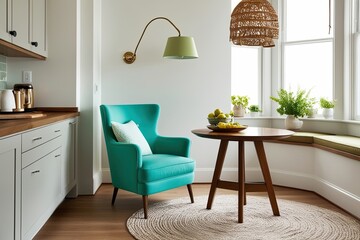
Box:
142;195;148;219
111;187;118;206
187;184;194;203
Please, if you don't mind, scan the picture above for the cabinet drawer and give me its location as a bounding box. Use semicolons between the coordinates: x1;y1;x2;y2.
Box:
22;123;63;153
22;135;62;169
22;147;62;238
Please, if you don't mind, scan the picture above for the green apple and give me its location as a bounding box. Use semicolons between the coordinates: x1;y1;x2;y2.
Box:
214;108;222;117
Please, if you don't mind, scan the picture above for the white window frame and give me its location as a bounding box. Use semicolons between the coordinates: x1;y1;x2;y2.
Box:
270;0;358;120
282;0;334;109
353;0;360;120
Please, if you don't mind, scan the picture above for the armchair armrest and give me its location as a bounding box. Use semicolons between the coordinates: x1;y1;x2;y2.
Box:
106;141;143;191
153;135;191;157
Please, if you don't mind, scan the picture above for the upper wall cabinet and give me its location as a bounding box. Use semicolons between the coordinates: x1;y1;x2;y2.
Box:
30;0;47;56
0;0;11;42
0;0;47;60
11;0;31;50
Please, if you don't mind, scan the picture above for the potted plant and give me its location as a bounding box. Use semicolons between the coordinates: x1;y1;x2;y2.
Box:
248;104;262;117
231;95;249;117
305;98;318;118
320;97;335;119
270;88;314;130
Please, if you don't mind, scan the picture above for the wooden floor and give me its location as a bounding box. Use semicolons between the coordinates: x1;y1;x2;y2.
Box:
34;183;357;240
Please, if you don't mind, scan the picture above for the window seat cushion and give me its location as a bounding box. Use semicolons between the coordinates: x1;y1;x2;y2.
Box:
280;132;332;144
313;135;360;156
270;132;360;160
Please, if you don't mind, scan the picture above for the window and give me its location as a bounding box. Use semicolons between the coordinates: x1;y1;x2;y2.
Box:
282;0;334;100
355;1;360;120
231;0;261;107
230;0;357;120
231;47;260;105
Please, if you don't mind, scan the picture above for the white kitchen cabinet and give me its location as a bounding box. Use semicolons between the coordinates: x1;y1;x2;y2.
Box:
22;144;62;240
0;0;11;41
0;113;78;240
11;0;31;50
0;0;47;59
21;122;64;239
19;118;77;240
61;118;78;197
30;0;47;56
0;134;21;240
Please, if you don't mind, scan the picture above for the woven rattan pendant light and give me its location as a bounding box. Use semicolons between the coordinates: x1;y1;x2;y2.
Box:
230;0;279;47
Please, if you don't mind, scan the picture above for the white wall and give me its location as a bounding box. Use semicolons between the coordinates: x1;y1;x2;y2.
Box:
100;0;232;179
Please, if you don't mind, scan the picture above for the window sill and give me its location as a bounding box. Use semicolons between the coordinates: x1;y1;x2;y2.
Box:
233;116;360;137
234;116;360;125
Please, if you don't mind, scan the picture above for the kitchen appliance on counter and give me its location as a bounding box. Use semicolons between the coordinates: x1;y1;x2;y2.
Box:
13;83;34;111
0;89;16;112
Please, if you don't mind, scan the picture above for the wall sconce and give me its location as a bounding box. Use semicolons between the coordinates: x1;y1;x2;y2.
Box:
123;17;199;64
230;0;279;47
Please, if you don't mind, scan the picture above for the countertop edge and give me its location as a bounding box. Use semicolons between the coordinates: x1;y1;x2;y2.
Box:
0;111;80;138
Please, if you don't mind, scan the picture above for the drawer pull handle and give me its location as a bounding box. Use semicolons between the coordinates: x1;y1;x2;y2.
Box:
32;137;42;141
31;170;40;174
55;154;61;158
55;130;61;133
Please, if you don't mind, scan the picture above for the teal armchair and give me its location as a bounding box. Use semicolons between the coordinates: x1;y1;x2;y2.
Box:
100;104;195;218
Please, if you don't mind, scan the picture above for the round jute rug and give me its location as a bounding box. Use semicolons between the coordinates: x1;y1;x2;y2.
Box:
127;195;360;240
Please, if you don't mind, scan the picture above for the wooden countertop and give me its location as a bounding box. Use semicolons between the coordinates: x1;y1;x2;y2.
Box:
0;108;80;138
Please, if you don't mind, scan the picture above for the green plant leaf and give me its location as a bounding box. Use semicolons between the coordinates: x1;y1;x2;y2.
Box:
270;88;315;118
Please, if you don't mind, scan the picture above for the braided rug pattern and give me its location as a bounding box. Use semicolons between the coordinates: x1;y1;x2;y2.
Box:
127;195;360;240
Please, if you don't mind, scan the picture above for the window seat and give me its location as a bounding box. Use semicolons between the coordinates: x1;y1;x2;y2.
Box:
262;132;360;218
269;132;360;161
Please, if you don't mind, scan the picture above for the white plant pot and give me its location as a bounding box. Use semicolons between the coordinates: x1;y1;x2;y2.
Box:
307;108;317;118
250;112;259;117
285;115;303;130
233;105;245;117
322;108;333;119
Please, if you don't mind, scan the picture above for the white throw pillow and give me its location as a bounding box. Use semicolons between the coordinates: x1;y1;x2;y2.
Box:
111;120;153;155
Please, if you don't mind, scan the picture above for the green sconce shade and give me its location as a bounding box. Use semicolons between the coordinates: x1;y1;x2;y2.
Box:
163;36;199;59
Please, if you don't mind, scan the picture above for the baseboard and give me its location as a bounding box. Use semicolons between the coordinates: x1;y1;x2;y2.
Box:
93;170;103;193
314;176;360;218
270;169;316;191
102;168;111;183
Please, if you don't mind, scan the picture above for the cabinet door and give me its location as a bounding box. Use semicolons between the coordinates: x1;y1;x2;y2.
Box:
30;0;47;56
0;135;21;240
62;118;78;197
11;0;31;50
0;0;11;41
22;147;61;239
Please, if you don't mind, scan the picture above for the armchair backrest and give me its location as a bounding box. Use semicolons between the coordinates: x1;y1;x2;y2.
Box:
100;104;160;147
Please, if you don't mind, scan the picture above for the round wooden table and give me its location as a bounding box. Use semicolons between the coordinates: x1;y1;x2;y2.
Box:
192;127;294;223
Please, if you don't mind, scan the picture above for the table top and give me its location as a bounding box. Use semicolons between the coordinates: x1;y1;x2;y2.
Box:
192;127;294;141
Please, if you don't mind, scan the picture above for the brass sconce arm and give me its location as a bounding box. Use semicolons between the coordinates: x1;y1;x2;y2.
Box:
123;16;198;64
